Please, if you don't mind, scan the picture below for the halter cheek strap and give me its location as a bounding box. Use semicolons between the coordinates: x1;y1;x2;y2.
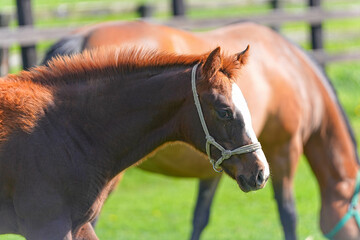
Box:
324;170;360;239
191;63;262;173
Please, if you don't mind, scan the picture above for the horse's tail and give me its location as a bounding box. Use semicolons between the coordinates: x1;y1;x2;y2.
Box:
42;34;85;65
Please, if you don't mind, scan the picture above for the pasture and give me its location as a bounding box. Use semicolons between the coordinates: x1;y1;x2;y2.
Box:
1;0;360;239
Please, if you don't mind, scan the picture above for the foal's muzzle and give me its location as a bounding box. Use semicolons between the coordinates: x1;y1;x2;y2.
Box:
236;168;268;192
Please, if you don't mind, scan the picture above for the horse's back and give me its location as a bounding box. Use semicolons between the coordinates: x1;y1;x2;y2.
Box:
85;21;209;54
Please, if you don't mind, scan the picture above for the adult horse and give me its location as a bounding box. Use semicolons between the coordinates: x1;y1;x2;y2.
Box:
0;47;269;239
43;21;360;240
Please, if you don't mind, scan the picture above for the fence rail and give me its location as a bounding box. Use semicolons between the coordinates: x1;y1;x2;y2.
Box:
1;7;360;47
0;3;360;75
159;7;360;29
0;26;77;48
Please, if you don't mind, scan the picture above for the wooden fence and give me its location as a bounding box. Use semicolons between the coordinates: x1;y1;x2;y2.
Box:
0;0;360;76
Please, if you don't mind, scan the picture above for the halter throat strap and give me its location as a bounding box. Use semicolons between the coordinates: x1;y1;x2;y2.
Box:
324;170;360;239
191;63;262;173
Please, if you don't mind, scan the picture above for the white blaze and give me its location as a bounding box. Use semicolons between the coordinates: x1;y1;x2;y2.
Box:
231;83;270;177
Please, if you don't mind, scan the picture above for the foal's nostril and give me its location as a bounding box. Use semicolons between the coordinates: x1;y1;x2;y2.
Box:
256;170;264;187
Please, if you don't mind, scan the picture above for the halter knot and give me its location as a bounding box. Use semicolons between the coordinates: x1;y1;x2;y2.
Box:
206;136;216;144
222;150;232;160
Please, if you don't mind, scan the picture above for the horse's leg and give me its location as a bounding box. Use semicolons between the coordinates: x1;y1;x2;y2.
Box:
190;175;222;240
74;222;99;240
266;136;302;240
272;175;297;240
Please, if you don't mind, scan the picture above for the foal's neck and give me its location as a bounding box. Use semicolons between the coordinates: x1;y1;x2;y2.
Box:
58;66;192;179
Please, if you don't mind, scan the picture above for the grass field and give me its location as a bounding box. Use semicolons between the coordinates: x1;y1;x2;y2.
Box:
0;1;360;239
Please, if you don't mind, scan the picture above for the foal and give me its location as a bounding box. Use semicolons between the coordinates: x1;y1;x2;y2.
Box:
0;47;268;239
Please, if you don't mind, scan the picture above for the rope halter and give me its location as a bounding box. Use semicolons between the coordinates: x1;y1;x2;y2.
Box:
191;63;262;173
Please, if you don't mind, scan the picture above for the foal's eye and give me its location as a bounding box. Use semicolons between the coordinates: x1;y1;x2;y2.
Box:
216;109;233;120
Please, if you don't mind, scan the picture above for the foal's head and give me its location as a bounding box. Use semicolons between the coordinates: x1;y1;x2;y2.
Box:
184;47;269;192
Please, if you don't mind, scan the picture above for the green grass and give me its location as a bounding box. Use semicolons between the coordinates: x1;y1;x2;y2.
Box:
1;1;360;239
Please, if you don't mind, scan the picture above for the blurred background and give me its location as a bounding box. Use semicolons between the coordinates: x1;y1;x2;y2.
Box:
0;0;359;239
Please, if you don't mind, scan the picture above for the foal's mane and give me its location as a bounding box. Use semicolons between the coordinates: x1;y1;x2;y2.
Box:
7;47;242;86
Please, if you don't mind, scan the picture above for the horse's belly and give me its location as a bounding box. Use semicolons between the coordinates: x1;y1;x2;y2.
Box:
137;142;219;179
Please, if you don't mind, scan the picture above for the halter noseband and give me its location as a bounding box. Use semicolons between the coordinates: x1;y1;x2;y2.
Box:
324;170;360;239
191;63;262;173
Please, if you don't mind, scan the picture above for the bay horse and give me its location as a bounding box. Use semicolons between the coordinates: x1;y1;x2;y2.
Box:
43;21;360;240
0;46;270;239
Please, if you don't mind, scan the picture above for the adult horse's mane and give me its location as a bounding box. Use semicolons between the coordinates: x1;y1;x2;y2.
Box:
6;47;244;87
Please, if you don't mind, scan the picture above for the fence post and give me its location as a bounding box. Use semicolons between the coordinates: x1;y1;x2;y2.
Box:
172;0;186;17
0;13;10;76
309;0;323;50
16;0;37;70
270;0;283;32
137;4;154;18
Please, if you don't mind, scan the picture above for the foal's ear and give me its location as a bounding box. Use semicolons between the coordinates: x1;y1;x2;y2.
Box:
236;45;250;65
202;47;222;80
